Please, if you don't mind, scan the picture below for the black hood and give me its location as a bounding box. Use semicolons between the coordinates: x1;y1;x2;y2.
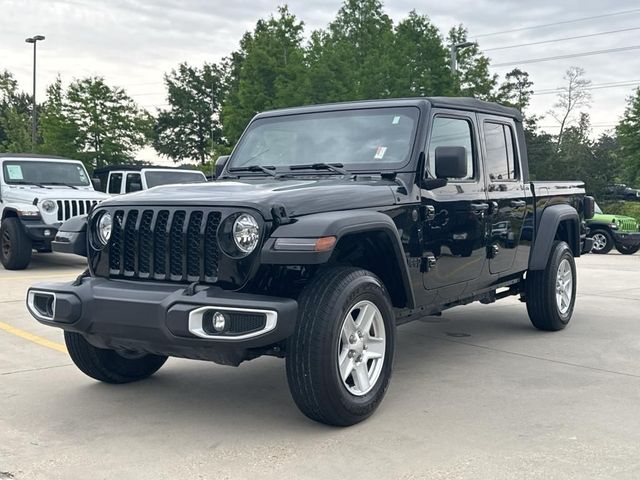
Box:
101;176;398;219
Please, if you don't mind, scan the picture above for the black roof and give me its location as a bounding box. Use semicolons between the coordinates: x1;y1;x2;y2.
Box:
93;164;201;175
255;97;522;122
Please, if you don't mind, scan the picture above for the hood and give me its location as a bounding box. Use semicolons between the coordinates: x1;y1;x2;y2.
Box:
590;213;637;223
2;185;109;205
100;176;399;218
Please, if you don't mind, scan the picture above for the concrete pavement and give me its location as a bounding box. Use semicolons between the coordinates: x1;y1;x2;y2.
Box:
1;252;639;479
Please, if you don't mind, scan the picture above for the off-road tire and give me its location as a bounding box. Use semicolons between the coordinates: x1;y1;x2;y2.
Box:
64;332;167;384
525;241;576;331
615;243;640;255
589;229;613;254
0;217;32;270
286;267;396;426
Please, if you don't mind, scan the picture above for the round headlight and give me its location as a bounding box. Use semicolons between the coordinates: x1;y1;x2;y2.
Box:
41;200;56;213
96;212;112;246
233;214;259;253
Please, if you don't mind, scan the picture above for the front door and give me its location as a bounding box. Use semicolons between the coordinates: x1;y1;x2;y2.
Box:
421;111;488;291
479;116;527;274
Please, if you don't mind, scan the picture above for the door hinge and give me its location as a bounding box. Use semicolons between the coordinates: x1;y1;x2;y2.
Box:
420;255;437;272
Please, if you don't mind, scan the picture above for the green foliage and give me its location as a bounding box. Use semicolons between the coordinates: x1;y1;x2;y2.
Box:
600;201;640;222
447;25;497;99
617;87;640;183
496;68;534;113
221;6;309;144
0;70;32;152
39;77;150;169
153;63;225;164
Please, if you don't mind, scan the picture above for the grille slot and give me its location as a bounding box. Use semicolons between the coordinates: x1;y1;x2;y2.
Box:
55;199;99;222
105;208;222;282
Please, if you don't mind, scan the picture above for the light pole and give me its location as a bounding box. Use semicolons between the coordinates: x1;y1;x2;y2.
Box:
25;34;45;151
450;41;476;74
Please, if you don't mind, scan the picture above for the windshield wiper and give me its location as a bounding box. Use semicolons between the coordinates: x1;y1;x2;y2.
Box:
228;165;278;177
9;180;49;189
45;182;78;190
289;163;349;176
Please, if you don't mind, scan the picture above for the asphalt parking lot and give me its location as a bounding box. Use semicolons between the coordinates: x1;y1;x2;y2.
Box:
1;252;639;479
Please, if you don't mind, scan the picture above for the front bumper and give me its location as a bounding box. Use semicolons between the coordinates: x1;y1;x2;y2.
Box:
26;277;298;365
612;231;640;247
20;218;59;243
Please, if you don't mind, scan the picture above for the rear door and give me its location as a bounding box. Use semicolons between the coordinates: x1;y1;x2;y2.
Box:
421;110;488;291
479;115;527;274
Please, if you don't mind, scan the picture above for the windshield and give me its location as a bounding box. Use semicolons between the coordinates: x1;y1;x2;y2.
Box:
144;170;207;188
229;107;420;171
594;202;603;215
2;160;90;186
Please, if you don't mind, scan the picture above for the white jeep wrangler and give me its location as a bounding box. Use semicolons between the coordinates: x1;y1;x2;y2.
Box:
0;154;109;270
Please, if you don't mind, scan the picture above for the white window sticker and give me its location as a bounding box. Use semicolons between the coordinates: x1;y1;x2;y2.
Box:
6;165;24;180
374;146;387;160
392;116;400;125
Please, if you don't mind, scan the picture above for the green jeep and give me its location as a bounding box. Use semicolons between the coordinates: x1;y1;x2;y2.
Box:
587;202;640;255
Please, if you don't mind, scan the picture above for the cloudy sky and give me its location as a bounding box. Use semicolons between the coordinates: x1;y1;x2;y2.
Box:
2;0;639;164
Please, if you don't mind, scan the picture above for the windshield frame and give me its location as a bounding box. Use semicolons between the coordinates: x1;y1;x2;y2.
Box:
142;169;207;188
226;105;424;175
2;160;91;187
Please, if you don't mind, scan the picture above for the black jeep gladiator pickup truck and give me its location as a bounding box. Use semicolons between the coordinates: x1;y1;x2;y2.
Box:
27;98;594;426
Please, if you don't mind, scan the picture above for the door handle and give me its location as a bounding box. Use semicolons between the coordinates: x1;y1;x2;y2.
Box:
469;202;490;212
510;200;526;208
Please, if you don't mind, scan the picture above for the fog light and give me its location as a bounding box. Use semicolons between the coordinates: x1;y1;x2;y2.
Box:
44;229;52;237
212;312;226;332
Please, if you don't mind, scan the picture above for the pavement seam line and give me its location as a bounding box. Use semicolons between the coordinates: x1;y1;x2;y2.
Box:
421;333;640;379
0;321;67;354
1;363;72;376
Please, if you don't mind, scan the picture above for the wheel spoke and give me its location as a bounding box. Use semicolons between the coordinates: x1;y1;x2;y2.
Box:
356;304;376;333
365;337;385;359
339;352;355;382
342;317;357;342
353;363;370;392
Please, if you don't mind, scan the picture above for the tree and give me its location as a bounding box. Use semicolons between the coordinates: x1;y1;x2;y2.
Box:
497;68;534;113
153;63;225;164
39;77;150;169
548;66;591;148
389;11;454;97
221;6;309;144
448;26;497;99
0;70;32;152
617;87;640;184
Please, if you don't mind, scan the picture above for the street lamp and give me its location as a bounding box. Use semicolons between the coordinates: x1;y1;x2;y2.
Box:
25;34;45;151
450;41;476;73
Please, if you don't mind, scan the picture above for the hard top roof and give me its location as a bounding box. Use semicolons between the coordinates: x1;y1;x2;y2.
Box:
0;153;80;161
93;165;203;175
254;97;522;122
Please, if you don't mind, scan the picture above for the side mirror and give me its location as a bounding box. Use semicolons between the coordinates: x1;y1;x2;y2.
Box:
215;155;230;179
91;178;102;191
435;146;468;179
583;195;595;220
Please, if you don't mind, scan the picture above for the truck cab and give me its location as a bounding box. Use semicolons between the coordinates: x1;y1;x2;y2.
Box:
93;166;207;195
0;153;109;270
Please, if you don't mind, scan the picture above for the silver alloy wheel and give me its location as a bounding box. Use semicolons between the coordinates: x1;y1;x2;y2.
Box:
337;300;386;396
591;233;608;251
555;258;573;315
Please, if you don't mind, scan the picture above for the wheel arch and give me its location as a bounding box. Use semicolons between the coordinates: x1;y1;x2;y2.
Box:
529;204;580;271
261;210;416;309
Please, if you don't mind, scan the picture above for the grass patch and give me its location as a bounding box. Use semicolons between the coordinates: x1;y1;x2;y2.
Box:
600;201;640;222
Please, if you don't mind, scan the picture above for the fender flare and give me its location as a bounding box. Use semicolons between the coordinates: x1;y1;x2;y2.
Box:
529;204;580;271
261;210;415;308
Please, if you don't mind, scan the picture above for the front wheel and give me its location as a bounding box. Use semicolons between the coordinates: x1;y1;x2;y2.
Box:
525;241;576;331
0;217;32;270
589;229;613;254
615;243;640;255
64;332;167;384
286;267;396;426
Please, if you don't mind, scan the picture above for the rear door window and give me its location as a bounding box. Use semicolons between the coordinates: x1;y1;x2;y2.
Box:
108;173;123;194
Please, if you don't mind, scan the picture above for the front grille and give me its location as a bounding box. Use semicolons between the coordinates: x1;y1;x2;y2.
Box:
108;208;222;282
618;218;638;232
56;200;100;222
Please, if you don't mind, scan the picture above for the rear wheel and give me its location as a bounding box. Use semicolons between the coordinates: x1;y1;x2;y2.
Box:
615;243;640;255
590;229;613;254
525;241;576;331
0;217;32;270
286;267;396;426
64;332;167;384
